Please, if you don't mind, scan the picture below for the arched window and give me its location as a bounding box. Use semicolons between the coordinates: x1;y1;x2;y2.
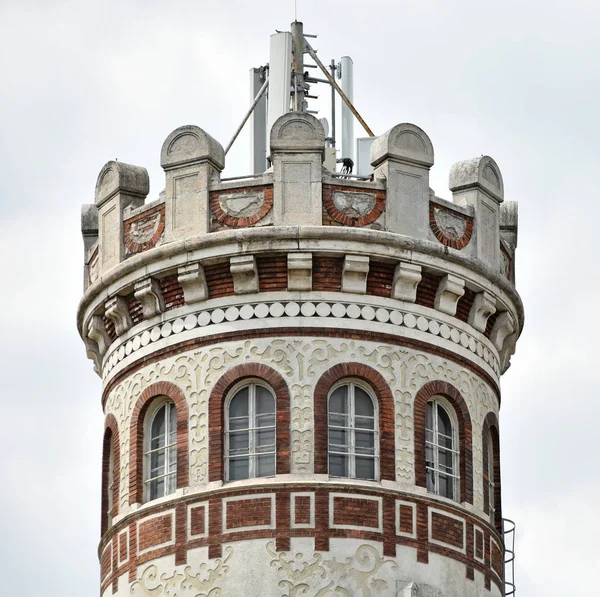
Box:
144;399;177;501
486;432;496;525
426;398;459;500
107;437;114;527
225;382;276;481
328;381;378;481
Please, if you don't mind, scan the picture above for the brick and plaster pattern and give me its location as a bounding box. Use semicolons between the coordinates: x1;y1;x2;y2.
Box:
103;336;498;526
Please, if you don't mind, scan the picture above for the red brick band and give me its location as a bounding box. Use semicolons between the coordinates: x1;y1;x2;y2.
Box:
100;485;503;595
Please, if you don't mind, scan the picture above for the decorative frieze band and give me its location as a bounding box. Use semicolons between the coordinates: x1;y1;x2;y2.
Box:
100;298;501;379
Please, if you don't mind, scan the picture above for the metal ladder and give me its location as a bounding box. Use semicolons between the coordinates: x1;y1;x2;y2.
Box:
503;518;516;595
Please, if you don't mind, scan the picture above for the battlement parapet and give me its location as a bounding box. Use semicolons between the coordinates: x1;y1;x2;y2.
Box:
79;115;522;378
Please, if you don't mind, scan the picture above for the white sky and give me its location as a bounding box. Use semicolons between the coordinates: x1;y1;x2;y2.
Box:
1;1;598;595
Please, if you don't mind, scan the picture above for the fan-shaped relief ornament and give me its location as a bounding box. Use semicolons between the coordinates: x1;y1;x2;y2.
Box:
267;542;397;597
323;185;385;227
500;244;513;281
210;186;273;230
131;547;233;597
429;202;473;249
124;206;165;256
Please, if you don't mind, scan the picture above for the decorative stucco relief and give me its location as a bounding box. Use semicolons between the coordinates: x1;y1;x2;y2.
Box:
267;542;397;596
130;546;233;597
104;336;499;514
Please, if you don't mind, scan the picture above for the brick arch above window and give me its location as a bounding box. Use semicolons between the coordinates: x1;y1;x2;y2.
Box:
314;362;396;481
414;380;473;504
483;411;502;532
129;381;189;505
101;414;120;536
208;363;291;482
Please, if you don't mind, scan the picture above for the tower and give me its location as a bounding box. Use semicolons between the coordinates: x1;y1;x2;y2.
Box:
78;23;522;597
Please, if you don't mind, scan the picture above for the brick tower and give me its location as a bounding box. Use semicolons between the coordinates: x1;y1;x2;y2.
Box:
78;23;522;597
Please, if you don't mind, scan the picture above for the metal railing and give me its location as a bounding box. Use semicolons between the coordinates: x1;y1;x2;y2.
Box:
503;518;516;595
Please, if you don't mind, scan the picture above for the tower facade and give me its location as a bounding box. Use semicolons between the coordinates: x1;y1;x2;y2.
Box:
78;76;522;596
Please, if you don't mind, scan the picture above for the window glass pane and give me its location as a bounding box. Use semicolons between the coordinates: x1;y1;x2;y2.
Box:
165;472;176;495
229;457;249;480
168;402;177;433
438;448;454;473
329;454;348;477
151;406;166;449
438;474;453;499
150;450;165;476
149;478;164;500
328;428;347;449
426;468;435;493
167;445;177;470
426;401;434;430
425;443;434;467
256;454;275;477
354;387;374;417
328;413;348;428
255;428;275;450
229;431;249;454
425;429;434;444
256;386;275;414
437;405;452;437
256;413;275;428
355;456;375;480
229;416;249;431
355;415;374;430
329;386;348;414
229;389;249;418
355;430;375;453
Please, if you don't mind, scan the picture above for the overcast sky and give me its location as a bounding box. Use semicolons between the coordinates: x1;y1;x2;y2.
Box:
1;0;598;595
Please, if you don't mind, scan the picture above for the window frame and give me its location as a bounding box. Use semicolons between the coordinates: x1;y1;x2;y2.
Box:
486;431;496;525
107;436;114;528
224;379;277;482
143;397;178;503
327;379;379;481
425;397;460;502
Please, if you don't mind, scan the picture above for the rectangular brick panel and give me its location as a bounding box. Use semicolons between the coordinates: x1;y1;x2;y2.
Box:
257;255;288;292
399;504;414;535
138;514;173;553
160;274;185;310
475;528;484;560
294;495;311;525
333;496;379;528
205;262;235;298
226;497;272;530
119;531;128;563
190;505;206;536
431;511;465;549
491;540;503;577
101;543;112;580
366;261;395;298
415;272;442;309
312;256;343;292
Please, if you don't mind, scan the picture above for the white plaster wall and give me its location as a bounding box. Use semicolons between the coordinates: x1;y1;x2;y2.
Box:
105;538;501;597
105;336;499;524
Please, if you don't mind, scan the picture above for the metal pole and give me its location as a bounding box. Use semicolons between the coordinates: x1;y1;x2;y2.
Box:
291;21;305;112
330;60;336;148
225;75;269;155
304;40;374;137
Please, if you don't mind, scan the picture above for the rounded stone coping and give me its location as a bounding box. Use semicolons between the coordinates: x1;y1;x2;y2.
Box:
77;226;524;334
101;296;501;385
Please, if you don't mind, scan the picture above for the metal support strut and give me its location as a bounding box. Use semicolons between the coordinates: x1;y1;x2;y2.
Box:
225;75;270;155
304;39;374;138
